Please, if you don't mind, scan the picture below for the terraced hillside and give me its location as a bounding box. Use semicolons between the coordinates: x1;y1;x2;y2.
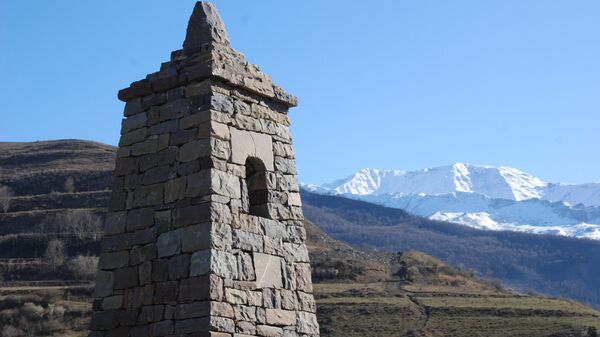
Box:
0;140;113;282
306;222;600;337
1;140;599;337
1;222;599;337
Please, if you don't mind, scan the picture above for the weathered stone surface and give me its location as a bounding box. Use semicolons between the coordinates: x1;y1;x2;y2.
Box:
120;127;147;147
178;139;211;162
296;312;319;334
132;137;159;156
237;321;257;335
181;223;212;252
165;177;187;203
114;266;138;290
132;183;163;207
211;169;241;198
262;288;281;309
199;120;230;140
154;281;178;304
168;254;190;280
225;288;248;305
94;270;115;297
283;243;309;263
157;229;182;258
191;249;238;279
210;316;235;333
254;253;283;288
139;261;153;285
99;251;129;270
186;170;211;197
265;309;296;326
233;230;263;252
150;320;174;336
101;295;123;310
237;252;255;281
297;291;316;313
143;165;175;185
175;317;210;334
230;128;274;171
279;289;297;311
173;203;211;227
175;301;210;319
90;310;120;330
183;2;230;48
127;207;154;232
129;285;154;308
130;244;157;265
105;211;126;236
179;274;223;302
257;325;284;337
139;305;164;323
295;263;313;292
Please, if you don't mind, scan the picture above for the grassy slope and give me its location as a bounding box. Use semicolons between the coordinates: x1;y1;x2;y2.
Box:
1;140;600;336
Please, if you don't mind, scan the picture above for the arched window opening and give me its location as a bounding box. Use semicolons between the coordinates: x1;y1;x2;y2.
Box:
244;157;270;218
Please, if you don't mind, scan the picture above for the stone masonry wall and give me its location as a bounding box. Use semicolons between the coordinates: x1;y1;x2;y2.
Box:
89;3;319;337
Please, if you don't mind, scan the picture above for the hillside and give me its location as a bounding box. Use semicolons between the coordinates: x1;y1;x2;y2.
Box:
301;190;600;308
1;140;600;337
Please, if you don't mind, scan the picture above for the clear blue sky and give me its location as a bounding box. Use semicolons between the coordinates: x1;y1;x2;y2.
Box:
1;1;598;184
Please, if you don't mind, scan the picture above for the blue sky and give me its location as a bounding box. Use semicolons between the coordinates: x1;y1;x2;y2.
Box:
1;1;598;184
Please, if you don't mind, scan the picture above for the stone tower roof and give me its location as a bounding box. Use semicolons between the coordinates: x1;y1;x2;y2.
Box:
183;2;230;48
118;2;297;107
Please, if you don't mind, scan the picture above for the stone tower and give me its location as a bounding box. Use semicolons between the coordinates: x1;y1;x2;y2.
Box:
89;3;319;337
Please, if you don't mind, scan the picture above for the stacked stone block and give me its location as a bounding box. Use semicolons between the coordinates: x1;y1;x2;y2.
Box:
89;2;319;337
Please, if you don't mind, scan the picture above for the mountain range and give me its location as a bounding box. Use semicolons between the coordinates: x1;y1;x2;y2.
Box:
306;163;600;240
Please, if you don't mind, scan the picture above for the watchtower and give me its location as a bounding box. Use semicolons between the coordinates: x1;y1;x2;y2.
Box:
89;3;319;336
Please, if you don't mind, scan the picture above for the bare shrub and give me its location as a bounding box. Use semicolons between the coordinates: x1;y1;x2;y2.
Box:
44;239;66;271
39;209;104;241
0;185;14;213
1;325;25;337
406;266;420;282
64;176;76;193
68;255;98;280
42;319;66;333
47;304;65;318
20;302;44;319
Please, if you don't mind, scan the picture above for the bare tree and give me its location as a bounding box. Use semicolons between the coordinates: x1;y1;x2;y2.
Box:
0;185;14;213
68;255;99;280
45;239;66;271
64;176;76;193
38;209;104;241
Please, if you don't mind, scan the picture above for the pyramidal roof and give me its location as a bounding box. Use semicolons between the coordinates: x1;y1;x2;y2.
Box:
183;2;230;49
118;1;297;107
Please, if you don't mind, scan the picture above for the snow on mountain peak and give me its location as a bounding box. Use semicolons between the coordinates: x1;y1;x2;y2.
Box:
451;162;472;193
309;163;600;240
320;163;549;202
496;166;546;201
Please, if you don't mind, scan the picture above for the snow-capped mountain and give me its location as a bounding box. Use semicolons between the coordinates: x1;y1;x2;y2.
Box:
306;163;600;240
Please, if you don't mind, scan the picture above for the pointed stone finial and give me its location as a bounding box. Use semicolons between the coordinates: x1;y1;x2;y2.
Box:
183;2;230;49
